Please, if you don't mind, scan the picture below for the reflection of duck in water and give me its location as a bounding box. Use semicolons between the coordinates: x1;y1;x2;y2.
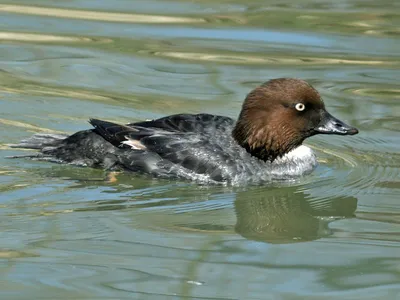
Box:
234;187;357;243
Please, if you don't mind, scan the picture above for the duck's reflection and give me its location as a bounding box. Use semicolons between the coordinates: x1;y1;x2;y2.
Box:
234;186;357;243
11;164;358;244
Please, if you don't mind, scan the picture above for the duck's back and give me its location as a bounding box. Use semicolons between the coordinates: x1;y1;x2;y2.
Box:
11;113;317;184
93;114;251;183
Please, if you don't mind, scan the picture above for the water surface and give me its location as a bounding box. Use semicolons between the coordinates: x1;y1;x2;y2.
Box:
1;0;400;299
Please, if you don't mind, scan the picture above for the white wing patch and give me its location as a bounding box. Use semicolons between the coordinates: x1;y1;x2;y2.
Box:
121;136;147;150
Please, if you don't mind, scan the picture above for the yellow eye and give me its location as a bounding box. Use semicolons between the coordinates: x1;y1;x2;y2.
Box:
295;103;305;111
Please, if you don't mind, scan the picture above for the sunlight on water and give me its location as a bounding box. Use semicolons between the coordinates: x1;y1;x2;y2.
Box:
0;4;206;23
1;0;399;299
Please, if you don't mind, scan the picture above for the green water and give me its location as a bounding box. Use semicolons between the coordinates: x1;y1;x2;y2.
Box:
1;1;399;299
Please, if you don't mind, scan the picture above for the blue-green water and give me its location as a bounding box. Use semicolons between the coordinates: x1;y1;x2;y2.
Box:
1;1;399;299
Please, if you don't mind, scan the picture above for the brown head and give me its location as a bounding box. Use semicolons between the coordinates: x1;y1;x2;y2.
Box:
232;78;358;162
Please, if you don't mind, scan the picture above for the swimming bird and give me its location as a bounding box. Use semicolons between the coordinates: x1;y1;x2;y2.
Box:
10;78;358;185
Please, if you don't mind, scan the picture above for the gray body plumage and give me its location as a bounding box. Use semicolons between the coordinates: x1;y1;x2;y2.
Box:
10;114;317;185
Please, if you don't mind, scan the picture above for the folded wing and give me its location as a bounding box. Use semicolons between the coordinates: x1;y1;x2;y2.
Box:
90;114;238;182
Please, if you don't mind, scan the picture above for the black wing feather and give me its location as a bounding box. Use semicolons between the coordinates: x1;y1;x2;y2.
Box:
89;118;154;147
130;113;234;133
89;115;238;181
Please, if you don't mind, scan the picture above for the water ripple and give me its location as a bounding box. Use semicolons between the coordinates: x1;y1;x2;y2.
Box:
152;50;400;66
0;32;112;43
0;4;205;24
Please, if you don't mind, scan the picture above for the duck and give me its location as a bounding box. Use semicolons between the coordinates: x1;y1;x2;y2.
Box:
10;78;358;185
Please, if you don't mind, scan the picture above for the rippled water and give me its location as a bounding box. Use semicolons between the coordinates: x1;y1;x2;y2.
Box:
1;0;400;299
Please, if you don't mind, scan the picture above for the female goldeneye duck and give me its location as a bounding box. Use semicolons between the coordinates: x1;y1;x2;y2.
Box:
10;78;358;185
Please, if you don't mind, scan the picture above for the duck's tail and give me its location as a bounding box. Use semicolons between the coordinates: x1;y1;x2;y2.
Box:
7;133;68;159
9;133;68;150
